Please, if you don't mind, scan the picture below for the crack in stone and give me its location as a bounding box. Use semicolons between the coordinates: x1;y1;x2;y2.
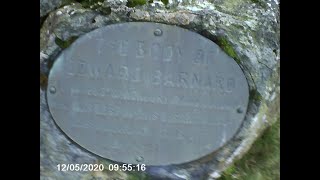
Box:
238;63;257;91
257;60;273;71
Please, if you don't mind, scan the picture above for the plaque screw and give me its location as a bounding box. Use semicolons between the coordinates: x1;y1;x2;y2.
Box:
136;156;144;162
154;29;162;36
49;86;56;94
237;108;243;114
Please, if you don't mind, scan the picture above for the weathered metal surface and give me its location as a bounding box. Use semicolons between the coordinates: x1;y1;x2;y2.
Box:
46;22;249;166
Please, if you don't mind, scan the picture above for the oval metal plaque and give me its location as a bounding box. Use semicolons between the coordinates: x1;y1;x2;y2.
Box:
47;22;249;166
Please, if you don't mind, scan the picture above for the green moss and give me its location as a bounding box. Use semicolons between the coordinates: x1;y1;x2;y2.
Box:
223;166;236;176
100;6;112;15
55;36;78;49
61;0;77;5
250;0;267;8
161;0;168;5
251;0;260;3
217;37;240;64
223;0;243;10
127;0;147;7
249;90;262;102
40;73;48;89
220;119;280;180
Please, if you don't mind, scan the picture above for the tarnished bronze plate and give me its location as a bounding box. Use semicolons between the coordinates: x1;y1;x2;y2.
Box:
47;22;249;166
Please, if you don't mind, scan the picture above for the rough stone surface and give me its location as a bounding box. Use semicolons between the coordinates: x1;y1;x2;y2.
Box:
40;0;280;179
40;0;64;17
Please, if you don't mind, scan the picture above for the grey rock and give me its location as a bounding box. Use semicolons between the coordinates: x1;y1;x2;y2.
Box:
104;0;128;9
40;0;64;17
40;0;280;179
